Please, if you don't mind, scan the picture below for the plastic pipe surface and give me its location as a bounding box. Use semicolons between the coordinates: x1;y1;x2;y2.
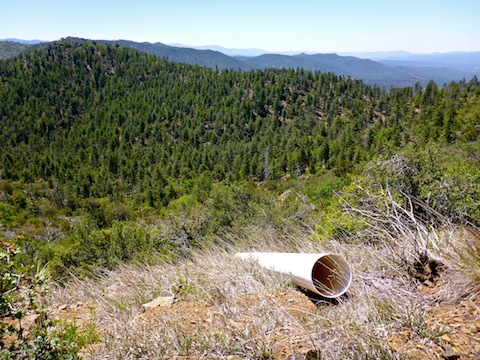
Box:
235;252;352;298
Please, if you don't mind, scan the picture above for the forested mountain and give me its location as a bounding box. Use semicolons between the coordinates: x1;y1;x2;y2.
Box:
0;41;45;59
0;42;29;59
0;40;374;203
89;39;480;87
98;39;243;70
1;40;479;203
73;38;410;86
97;40;409;86
0;39;479;279
2;38;478;88
240;53;413;86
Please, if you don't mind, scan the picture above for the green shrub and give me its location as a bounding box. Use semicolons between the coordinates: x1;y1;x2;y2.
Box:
0;202;17;224
313;174;347;207
0;237;89;359
36;220;177;279
317;144;480;245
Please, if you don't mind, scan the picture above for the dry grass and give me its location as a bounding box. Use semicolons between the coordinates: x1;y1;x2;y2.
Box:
43;196;480;359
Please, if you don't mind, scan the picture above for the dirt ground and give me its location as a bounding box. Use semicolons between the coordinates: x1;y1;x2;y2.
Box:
46;273;480;359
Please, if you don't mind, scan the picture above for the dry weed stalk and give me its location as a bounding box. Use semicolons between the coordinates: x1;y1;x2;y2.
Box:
43;223;440;359
42;188;479;359
339;187;452;283
39;182;480;358
339;184;480;300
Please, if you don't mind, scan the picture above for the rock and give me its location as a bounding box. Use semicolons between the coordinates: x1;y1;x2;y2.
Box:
469;323;480;333
475;321;480;331
424;280;434;287
406;349;425;359
21;312;47;329
141;296;174;311
226;356;242;360
441;334;453;343
443;349;461;359
442;342;452;350
452;346;462;354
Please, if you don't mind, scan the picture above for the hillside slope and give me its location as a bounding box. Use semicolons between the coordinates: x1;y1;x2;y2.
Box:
0;40;385;201
41;223;480;359
241;52;414;85
97;38;244;70
0;41;46;59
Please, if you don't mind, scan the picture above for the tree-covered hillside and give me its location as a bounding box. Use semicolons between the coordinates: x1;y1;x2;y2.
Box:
0;42;30;59
2;41;478;197
0;41;46;59
0;39;479;277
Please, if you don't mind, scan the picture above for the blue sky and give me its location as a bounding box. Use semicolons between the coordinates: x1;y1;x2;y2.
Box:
1;0;479;53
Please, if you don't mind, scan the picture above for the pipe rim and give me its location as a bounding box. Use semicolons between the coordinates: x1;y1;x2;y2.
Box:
311;254;352;298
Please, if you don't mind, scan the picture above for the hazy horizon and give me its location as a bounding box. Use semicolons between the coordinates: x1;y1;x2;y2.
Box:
3;38;480;59
1;0;479;55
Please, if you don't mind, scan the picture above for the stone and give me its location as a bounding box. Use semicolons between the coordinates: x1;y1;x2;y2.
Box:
443;349;460;360
406;349;425;360
441;334;453;343
443;343;452;350
21;313;46;329
424;280;434;287
451;346;462;354
474;321;480;332
141;296;174;311
467;323;478;333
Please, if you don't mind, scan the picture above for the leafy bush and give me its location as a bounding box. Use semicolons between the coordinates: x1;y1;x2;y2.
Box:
319;145;480;243
38;220;177;279
0;237;89;359
0;202;17;224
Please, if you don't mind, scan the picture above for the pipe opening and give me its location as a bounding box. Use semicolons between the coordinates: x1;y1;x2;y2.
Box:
312;254;352;298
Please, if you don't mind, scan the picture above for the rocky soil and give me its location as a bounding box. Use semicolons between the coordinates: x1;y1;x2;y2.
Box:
45;270;479;359
388;276;480;359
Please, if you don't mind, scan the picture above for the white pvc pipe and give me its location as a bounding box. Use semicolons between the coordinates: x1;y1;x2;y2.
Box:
235;252;352;298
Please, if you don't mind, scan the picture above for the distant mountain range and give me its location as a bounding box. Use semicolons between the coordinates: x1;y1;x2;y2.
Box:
342;51;480;71
0;38;46;45
169;43;272;57
0;40;46;60
1;38;478;88
176;44;480;69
